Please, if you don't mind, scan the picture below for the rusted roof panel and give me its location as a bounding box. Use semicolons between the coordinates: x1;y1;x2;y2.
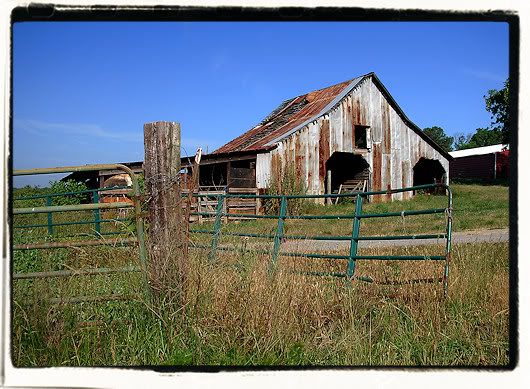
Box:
213;78;358;154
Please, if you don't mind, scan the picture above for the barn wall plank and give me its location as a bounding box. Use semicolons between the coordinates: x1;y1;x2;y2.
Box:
342;96;353;151
329;106;343;154
307;121;320;194
256;152;272;189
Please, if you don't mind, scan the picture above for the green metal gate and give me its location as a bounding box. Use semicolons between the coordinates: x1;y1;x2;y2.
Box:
12;164;149;303
189;183;453;295
13;171;453;300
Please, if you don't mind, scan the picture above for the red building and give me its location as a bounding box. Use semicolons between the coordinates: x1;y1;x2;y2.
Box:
449;144;509;181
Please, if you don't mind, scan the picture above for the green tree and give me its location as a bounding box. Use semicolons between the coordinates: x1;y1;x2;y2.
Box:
453;128;504;150
422;126;454;152
467;128;503;149
485;79;510;143
453;132;473;150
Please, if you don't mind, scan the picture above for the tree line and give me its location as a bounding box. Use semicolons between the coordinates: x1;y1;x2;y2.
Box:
422;79;509;152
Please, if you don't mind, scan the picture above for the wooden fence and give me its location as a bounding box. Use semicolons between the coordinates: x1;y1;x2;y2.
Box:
183;186;259;223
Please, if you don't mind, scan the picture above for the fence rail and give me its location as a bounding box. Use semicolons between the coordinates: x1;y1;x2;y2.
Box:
182;186;259;222
14;185;132;236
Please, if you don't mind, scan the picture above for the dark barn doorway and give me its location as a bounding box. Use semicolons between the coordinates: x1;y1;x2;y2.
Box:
413;158;446;192
228;159;256;188
199;162;228;189
197;158;257;190
325;152;370;194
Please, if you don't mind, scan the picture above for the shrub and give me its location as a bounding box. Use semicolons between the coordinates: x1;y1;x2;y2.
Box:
264;156;308;215
13;186;49;208
136;173;145;194
48;180;91;206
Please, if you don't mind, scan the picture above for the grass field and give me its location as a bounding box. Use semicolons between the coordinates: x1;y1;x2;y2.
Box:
11;183;510;367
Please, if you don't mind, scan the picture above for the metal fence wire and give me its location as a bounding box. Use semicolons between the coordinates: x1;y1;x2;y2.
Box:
188;183;453;295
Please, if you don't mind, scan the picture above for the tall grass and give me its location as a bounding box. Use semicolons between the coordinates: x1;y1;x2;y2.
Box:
12;241;509;367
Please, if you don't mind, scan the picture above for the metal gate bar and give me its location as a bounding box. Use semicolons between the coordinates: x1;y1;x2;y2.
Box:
14;185;131;236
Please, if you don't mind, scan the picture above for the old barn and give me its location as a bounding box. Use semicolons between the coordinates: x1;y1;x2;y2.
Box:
195;72;451;202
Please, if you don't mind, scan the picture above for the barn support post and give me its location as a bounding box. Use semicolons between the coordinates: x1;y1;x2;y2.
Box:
326;169;332;205
255;188;260;215
226;160;232;188
143;121;185;302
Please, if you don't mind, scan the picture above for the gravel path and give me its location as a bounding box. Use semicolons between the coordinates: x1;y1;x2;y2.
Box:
281;228;509;252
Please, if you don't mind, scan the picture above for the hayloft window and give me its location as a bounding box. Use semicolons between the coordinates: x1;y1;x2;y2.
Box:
355;125;368;149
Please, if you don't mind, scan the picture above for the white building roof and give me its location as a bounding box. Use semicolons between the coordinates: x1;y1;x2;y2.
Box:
449;144;508;158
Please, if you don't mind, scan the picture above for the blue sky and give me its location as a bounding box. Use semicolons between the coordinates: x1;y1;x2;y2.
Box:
13;21;508;186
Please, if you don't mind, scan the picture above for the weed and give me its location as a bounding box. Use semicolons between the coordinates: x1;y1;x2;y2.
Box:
264;156;308;215
11;241;509;367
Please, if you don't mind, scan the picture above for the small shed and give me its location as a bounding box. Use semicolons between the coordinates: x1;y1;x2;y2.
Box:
449;144;509;182
61;161;143;204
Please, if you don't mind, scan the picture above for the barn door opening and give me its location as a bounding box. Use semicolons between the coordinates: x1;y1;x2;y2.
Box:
228;159;256;188
325;152;370;197
413;158;446;193
199;162;228;189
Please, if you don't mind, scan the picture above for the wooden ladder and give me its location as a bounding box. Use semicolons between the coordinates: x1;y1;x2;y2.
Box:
334;179;367;204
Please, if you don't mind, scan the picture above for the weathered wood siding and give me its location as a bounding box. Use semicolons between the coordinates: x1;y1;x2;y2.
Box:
256;152;271;189
255;75;449;201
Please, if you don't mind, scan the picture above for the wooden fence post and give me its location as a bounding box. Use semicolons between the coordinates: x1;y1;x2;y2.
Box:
143;121;185;299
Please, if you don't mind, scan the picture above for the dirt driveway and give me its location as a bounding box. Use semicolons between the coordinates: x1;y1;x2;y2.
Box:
281;228;509;252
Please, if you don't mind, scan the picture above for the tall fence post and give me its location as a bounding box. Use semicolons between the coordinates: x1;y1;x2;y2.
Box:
270;196;287;272
143;121;184;300
92;189;101;236
46;196;53;235
347;194;363;280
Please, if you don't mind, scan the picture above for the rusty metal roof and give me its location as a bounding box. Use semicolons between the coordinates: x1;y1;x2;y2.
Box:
213;76;364;154
213;72;452;160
